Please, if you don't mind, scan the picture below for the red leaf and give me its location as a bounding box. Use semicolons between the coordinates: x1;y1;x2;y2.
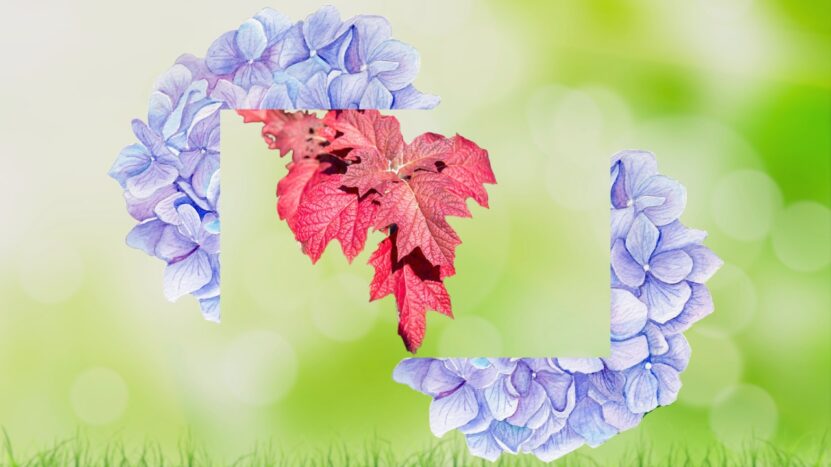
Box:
238;110;335;162
293;175;379;263
368;234;452;353
374;172;471;267
323;110;404;159
276;159;324;228
242;110;494;353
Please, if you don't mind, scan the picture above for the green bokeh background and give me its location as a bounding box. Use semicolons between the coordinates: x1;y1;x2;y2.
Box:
0;0;828;463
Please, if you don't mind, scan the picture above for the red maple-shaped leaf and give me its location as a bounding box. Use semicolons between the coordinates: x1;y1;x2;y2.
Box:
368;233;452;352
293;175;379;263
239;110;335;161
243;109;494;352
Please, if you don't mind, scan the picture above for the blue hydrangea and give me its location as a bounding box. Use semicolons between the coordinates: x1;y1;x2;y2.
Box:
111;6;437;321
393;150;722;462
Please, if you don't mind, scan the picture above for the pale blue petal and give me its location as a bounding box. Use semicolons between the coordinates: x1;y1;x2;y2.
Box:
610;289;648;341
206;31;244;75
654;220;706;253
367;39;419;91
653;363;681;406
491;421;532;453
235;19;268;61
254;8;292;46
657;282;714;334
465;430;502;462
624;366;658;413
153;192;187;224
126;161;179;198
649;250;693;284
155;225;197;261
643;322;669;355
625;214;659;266
601;401;642;431
484;376;519;421
295;71;331;109
109;144;150;187
535;371;573;412
276;23;309;69
359;78;393;109
429;384;478;437
422;360;464;396
344;15;391;72
611;239;645;288
618;150;658;198
163;248;212;301
391;85;441;109
636;175;687;226
233;61;272;88
328;71;368;108
510;361;533;394
506;381;547;426
392;358;435;394
643;276;691;323
568;398;617;447
125;185;177;221
126;219;166;256
532;426;584;462
261;83;295;109
303;5;342;51
604;335;649;372
199;296;221;322
686;245;723;283
653;334;691;372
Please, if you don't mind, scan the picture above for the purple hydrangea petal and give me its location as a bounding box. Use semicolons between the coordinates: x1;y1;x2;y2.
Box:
523;415;567;451
636;175;687;226
199;296;220;322
484;376;520;421
261;83;295;109
367;39;420;91
344;15;391;72
466;430;502;462
642;276;691;323
619;150;658;198
276;23;309;69
567;398;617;447
155;225;197;261
422;360;465;396
642;322;669;355
624;365;658;413
686;245;724;283
653;363;681;406
163;248;212;301
303;6;342;51
604;335;649;371
125;185;177;221
328;71;369;108
110;144;150;187
600;401;642;431
234;18;268;63
233;61;272;89
206;31;245;75
491;421;532;453
654;220;706;254
126;219;166;256
391;85;440;110
392;358;435;393
625;214;659;266
296;71;331;109
649;250;693;284
507;381;547;426
610;289;648;340
535;370;573;412
657;282;714;334
532;427;584;462
153;192;187;224
125;161;179;198
254;8;293;46
359;78;393;109
611;239;645;288
429;384;478;437
652;334;691;372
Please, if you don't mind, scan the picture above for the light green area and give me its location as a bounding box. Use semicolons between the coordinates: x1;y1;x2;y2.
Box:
0;0;828;462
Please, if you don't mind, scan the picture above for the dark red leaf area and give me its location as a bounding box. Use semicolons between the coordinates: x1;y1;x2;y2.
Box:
241;109;495;352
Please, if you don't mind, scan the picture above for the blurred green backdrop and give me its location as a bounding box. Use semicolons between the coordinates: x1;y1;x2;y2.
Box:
0;0;828;463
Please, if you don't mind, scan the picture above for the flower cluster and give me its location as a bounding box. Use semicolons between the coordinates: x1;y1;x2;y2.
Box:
393;151;722;462
110;7;436;320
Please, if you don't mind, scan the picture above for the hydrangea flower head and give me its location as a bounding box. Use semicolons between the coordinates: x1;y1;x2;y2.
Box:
111;6;438;321
394;150;722;462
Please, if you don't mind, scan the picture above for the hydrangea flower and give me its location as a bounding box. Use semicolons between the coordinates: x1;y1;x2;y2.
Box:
394;150;722;462
111;6;437;321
